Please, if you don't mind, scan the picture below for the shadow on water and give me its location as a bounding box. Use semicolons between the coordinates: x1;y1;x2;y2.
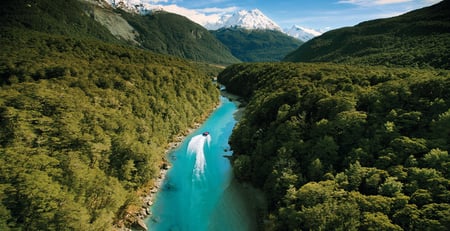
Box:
145;95;265;231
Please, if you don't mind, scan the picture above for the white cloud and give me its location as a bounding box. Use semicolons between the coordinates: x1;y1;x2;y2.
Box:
145;4;235;26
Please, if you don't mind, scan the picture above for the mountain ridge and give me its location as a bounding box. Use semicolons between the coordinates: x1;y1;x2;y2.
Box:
115;9;240;64
205;9;282;31
285;25;323;41
212;27;303;62
283;0;450;69
0;0;240;65
105;0;322;41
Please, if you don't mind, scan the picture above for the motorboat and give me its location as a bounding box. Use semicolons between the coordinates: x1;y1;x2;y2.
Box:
202;131;209;136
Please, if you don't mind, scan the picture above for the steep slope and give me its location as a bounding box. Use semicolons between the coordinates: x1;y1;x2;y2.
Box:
212;28;303;62
0;0;122;43
0;0;239;65
284;0;450;69
119;10;240;65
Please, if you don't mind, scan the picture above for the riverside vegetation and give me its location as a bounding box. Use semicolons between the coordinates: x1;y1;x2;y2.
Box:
1;0;449;230
219;62;450;230
218;2;450;230
0;0;224;229
0;27;219;230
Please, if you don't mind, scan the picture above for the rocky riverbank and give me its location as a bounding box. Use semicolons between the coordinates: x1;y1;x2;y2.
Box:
119;122;203;231
115;103;220;230
116;91;243;231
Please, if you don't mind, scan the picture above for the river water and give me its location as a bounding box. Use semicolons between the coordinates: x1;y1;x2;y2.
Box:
146;96;260;231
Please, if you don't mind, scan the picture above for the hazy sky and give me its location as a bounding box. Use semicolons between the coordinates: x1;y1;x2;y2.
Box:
141;0;441;30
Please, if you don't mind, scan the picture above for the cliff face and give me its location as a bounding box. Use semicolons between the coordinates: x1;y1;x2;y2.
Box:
88;5;140;44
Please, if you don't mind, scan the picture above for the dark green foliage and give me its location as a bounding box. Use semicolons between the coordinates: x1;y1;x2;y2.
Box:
0;0;122;43
212;28;303;62
218;62;450;230
284;0;450;70
0;27;219;230
0;0;240;65
118;10;241;65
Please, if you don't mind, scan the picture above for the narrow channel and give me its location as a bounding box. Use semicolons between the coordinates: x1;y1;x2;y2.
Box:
146;95;260;231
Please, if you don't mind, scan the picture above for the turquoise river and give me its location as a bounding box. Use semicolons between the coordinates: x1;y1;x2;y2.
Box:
146;96;261;231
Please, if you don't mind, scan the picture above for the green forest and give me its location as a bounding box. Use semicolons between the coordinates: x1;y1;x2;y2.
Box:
212;28;303;62
284;0;450;70
117;10;240;65
1;0;450;230
0;0;239;66
0;28;219;230
218;62;450;230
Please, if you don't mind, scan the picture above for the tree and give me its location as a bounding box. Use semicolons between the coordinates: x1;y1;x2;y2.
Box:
310;135;339;170
378;177;403;197
360;212;402;231
422;148;449;175
345;161;365;191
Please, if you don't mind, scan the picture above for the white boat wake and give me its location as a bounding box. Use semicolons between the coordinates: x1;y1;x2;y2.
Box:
187;133;211;178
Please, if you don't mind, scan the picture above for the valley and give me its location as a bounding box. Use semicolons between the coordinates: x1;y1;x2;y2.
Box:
0;0;449;230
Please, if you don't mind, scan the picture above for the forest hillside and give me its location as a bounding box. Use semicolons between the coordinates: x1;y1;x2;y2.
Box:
283;0;450;70
0;0;240;65
219;62;450;230
212;28;303;62
0;0;221;230
218;2;450;230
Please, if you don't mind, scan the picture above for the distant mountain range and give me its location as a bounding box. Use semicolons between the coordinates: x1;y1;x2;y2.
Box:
205;9;282;31
285;25;324;42
99;0;310;62
212;28;303;62
106;0;323;41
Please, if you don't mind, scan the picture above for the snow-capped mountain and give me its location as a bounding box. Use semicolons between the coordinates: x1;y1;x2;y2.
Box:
205;9;282;31
104;0;152;14
285;25;323;41
105;1;281;31
103;1;322;40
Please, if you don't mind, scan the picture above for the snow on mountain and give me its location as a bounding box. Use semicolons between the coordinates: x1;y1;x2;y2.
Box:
104;1;281;31
103;1;323;40
285;25;323;41
205;9;282;31
104;0;153;14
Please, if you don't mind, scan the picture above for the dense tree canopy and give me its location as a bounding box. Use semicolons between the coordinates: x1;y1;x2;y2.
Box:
218;62;450;230
212;28;303;62
0;28;219;230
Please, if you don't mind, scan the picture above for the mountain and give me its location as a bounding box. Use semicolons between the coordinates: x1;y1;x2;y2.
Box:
212;27;303;62
206;9;282;31
285;25;323;42
0;0;239;65
104;1;322;41
116;10;240;64
107;1;283;31
0;0;122;43
284;0;450;69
